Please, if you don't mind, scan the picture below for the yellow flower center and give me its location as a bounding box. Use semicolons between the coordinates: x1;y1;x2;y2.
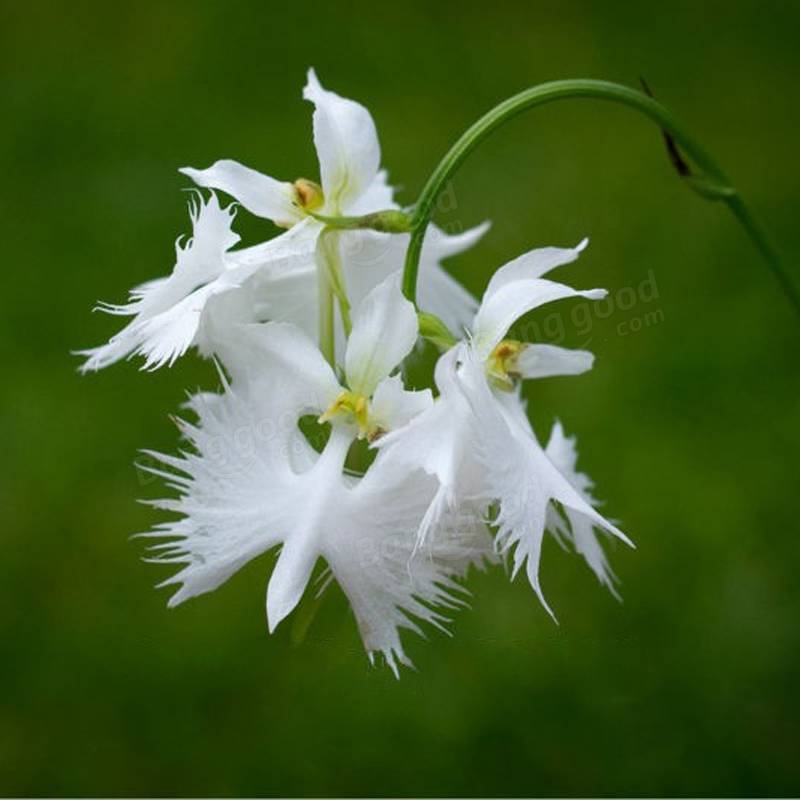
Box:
318;391;371;438
293;178;324;213
486;339;525;391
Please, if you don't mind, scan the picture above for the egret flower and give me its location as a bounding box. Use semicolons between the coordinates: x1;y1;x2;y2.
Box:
143;274;493;674
377;241;633;616
181;68;392;226
81;69;485;371
182;67;486;344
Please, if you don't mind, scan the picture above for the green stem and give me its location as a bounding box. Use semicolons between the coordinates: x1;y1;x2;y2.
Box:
726;194;800;315
401;79;799;316
323;230;352;337
310;209;413;233
316;229;352;366
316;240;335;366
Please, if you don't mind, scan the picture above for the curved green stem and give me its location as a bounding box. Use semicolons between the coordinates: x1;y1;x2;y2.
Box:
402;79;799;316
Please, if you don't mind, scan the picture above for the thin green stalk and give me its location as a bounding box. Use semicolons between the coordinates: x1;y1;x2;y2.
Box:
726;194;799;315
401;79;799;316
318;228;352;341
316;244;335;366
316;229;353;367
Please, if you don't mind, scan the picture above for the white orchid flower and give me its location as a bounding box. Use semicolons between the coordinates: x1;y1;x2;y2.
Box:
142;274;493;674
82;69;484;372
377;241;633;617
182;68;486;349
76;60;646;671
181;68;390;225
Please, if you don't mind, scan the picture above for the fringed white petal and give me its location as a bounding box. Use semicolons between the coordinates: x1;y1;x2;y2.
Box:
545;421;622;598
142;330;488;673
336;461;492;675
129;284;217;370
143;383;304;607
455;349;631;618
376;347;487;546
79;193;240;372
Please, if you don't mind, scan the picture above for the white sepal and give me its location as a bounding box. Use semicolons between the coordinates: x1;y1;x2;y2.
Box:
516;344;595;379
180;160;301;226
482;238;588;300
344;273;418;396
472;278;606;360
303;68;382;215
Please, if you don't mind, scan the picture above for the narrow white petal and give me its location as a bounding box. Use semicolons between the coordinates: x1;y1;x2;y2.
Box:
180;160;301;225
133;284;217;370
424;221;492;262
516;344;595;380
303;68;381;214
483;239;588;301
266;536;319;632
472;278;606;359
370;375;433;434
345;273;418;396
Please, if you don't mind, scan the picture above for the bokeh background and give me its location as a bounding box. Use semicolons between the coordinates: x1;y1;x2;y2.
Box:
2;0;799;795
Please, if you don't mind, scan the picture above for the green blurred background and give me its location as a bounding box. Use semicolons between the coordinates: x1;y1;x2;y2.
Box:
2;0;799;795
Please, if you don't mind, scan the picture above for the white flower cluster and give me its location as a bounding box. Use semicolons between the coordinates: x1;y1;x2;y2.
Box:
80;69;632;675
